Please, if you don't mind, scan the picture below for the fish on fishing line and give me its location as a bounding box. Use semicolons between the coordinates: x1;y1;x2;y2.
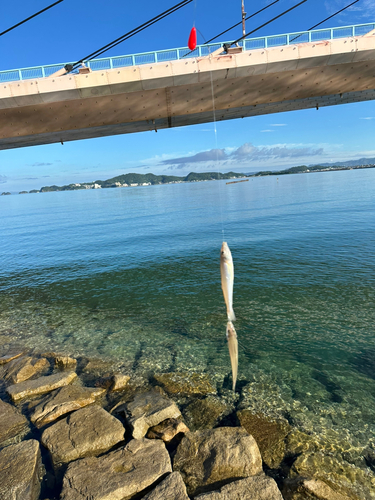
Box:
226;320;238;391
220;242;236;322
220;241;238;391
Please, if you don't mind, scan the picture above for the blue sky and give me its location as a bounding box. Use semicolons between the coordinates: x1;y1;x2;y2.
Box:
1;0;375;192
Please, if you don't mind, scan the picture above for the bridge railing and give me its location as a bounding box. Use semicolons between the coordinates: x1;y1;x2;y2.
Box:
1;23;374;83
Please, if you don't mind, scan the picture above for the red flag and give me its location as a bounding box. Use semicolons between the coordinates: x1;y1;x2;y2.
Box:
188;27;197;51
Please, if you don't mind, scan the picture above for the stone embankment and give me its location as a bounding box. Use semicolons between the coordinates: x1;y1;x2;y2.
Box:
0;347;364;500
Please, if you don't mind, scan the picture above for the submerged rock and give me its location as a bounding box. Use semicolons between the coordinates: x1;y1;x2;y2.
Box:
282;477;353;500
0;356;49;384
30;385;106;428
111;373;131;391
183;395;233;431
54;355;77;370
147;418;189;442
142;471;189;500
0;350;24;365
7;371;77;401
195;475;284;499
173;426;262;496
60;439;171;500
0;439;43;500
124;390;181;439
154;371;216;396
41;405;125;468
237;410;290;469
0;399;29;447
290;452;373;500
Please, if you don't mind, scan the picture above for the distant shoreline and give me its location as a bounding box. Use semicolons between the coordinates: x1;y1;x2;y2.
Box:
2;163;375;196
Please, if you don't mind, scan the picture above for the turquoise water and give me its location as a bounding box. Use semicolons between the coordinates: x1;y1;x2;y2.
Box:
1;169;375;496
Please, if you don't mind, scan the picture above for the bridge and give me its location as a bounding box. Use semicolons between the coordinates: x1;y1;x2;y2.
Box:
0;23;374;150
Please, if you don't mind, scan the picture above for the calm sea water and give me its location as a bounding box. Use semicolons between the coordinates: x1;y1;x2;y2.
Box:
1;169;375;496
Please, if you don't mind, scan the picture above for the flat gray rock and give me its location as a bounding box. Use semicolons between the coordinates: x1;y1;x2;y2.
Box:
173;427;262;496
124;390;181;439
0;399;29;447
60;438;172;500
195;475;284;499
0;356;49;384
7;371;77;401
0;439;43;500
41;405;125;468
30;385;106;428
142;472;189;500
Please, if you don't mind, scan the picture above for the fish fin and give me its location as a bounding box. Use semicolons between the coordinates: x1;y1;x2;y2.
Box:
228;310;236;322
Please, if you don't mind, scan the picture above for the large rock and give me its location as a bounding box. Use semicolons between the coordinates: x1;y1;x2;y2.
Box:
41;405;125;468
237;410;290;468
0;440;43;500
30;385;106;428
154;372;216;396
124;390;181;439
0;399;29;447
7;371;77;401
282;477;352;500
142;472;189;500
195;475;284;499
173;427;262;496
0;356;49;384
60;438;172;500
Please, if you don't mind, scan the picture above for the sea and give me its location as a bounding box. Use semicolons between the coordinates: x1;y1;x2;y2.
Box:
1;168;375;496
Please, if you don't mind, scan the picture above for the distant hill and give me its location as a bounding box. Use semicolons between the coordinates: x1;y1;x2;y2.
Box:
38;171;246;193
311;158;375;168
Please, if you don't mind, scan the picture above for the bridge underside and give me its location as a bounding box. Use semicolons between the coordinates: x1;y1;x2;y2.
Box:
1;32;375;150
1;88;374;149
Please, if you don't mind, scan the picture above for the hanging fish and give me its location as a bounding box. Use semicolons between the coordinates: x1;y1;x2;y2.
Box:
188;27;197;51
220;241;236;322
226;320;238;391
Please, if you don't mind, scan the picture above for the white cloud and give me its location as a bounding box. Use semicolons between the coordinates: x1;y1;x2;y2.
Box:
324;0;375;18
360;117;375;120
270;123;287;127
261;130;274;133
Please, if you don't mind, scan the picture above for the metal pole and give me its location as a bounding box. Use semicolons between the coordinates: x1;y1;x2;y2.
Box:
242;0;246;37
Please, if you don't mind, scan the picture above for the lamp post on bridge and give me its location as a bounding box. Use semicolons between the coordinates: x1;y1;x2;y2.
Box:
241;0;246;38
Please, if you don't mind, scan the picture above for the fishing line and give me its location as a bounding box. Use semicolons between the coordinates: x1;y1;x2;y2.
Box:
208;51;225;243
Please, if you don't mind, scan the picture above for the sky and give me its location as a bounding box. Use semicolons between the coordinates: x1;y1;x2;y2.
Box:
1;0;375;192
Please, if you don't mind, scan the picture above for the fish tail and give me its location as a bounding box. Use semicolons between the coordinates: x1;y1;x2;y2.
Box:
227;333;238;391
226;321;238;392
227;310;236;322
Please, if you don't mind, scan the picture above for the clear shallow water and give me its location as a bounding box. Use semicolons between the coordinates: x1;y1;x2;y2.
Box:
1;169;375;496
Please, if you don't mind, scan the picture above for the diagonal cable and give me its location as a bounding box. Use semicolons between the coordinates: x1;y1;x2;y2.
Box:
0;0;64;37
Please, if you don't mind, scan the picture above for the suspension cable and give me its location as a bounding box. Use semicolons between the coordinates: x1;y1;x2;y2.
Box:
204;0;280;45
0;0;63;38
290;0;361;42
66;0;193;72
227;0;308;50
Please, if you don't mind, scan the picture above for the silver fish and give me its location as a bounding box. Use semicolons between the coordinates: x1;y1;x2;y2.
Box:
226;320;238;391
220;241;236;322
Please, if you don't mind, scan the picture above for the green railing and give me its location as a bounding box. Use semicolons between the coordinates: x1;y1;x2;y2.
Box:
0;23;374;83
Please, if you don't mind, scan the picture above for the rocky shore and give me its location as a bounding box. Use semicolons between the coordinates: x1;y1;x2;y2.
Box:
0;346;371;500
